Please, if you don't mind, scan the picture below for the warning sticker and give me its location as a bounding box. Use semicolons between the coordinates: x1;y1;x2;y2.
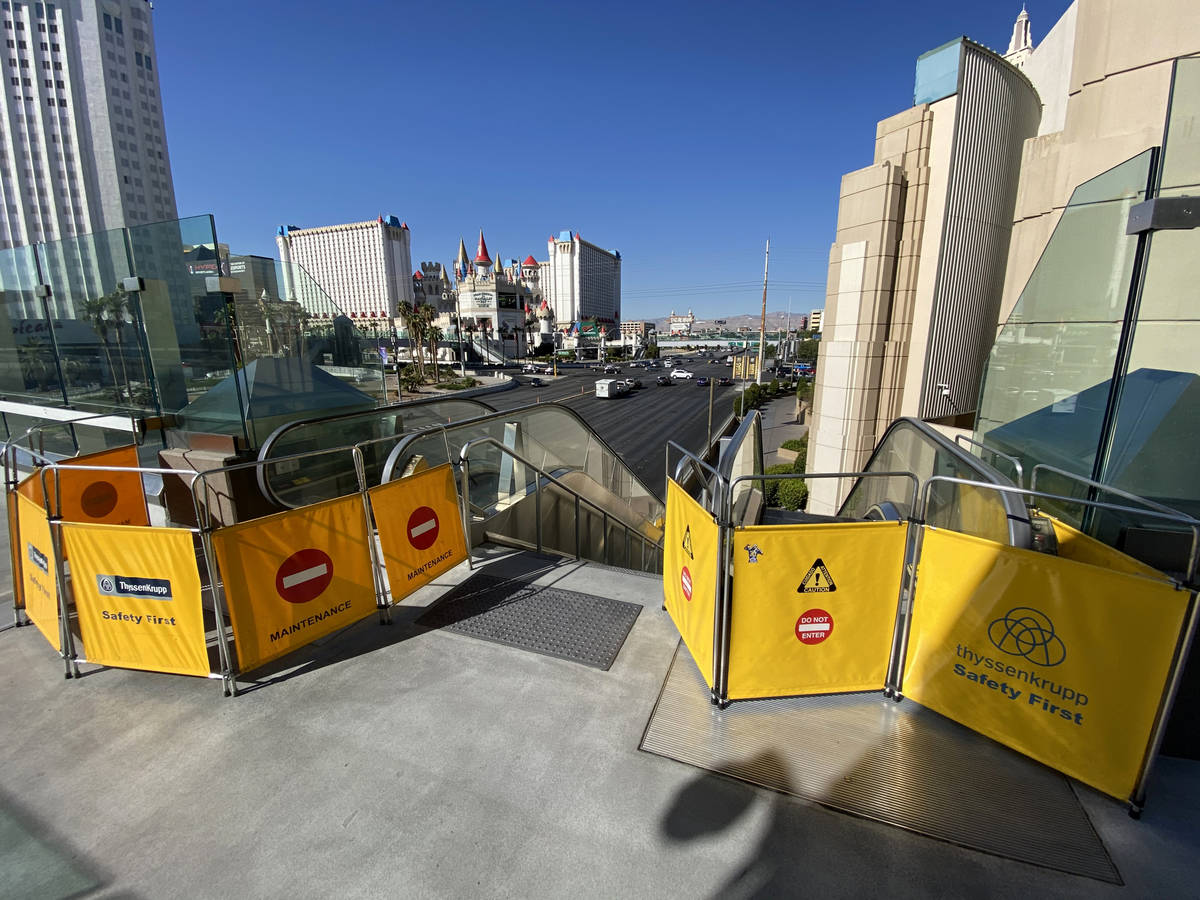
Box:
799;558;836;593
681;566;693;602
681;525;694;560
795;608;833;645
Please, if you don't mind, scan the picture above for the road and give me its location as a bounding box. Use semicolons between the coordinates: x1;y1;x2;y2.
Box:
481;355;741;498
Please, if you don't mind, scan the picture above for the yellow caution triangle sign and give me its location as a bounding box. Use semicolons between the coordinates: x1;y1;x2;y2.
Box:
681;525;694;560
798;558;836;593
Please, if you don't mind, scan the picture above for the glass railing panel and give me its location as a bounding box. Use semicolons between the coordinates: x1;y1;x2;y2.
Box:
258;398;494;507
0;243;66;407
976;150;1154;488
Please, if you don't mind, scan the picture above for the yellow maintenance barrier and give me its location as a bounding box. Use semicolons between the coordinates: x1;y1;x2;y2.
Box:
63;523;209;677
663;478;719;687
904;526;1191;801
17;444;148;526
727;520;907;699
212;494;378;672
13;490;60;649
369;464;467;601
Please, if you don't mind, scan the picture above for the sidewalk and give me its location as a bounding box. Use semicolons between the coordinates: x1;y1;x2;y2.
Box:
760;394;809;467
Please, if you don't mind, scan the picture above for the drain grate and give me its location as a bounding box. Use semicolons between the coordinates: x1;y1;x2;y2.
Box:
641;644;1121;884
416;573;641;670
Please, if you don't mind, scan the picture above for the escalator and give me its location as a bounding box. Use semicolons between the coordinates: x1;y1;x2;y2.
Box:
256;398;664;574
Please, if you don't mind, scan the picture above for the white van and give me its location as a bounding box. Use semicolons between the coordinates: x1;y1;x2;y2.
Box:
595;378;628;398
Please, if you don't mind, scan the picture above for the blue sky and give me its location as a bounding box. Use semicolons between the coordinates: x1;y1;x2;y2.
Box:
154;1;1071;321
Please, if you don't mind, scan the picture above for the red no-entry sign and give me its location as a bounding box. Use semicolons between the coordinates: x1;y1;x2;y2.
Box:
80;480;119;518
407;506;440;551
275;548;334;604
681;566;693;602
795;608;833;645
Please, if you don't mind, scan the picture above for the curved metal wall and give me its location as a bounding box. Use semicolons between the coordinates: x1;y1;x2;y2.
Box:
920;41;1042;420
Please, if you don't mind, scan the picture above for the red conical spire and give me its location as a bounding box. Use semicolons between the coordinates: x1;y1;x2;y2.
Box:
523;255;538;267
474;229;491;264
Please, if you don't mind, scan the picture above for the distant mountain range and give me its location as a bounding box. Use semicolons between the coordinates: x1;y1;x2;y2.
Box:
647;311;811;333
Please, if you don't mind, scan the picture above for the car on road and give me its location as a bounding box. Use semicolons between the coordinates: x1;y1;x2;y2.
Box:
696;376;710;387
603;365;620;374
522;363;540;373
527;376;543;386
670;369;693;380
717;376;733;386
623;377;643;390
655;374;672;386
541;365;554;374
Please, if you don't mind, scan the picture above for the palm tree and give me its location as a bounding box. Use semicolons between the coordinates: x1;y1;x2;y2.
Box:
523;313;537;358
81;292;122;402
427;321;443;383
499;323;512;362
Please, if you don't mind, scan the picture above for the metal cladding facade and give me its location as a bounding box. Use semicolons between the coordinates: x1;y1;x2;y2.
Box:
919;41;1041;421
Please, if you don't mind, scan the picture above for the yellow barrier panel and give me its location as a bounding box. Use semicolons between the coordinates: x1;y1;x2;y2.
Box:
63;524;209;677
212;494;376;672
663;479;719;686
14;492;59;649
904;526;1190;800
1048;515;1170;581
369;464;467;602
728;521;907;699
54;444;149;527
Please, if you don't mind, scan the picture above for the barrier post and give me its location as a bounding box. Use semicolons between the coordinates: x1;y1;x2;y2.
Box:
41;466;79;678
352;445;391;625
459;457;475;571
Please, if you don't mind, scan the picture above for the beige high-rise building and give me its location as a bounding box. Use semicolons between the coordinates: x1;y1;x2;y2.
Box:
805;2;1200;515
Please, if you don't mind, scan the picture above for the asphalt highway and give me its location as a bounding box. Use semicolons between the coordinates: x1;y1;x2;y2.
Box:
484;355;741;498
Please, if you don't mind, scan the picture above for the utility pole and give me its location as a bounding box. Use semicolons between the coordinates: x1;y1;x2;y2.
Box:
756;238;770;385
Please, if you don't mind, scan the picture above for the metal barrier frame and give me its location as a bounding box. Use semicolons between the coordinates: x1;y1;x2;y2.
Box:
666;441;729;702
717;470;920;707
901;475;1200;814
955;433;1025;489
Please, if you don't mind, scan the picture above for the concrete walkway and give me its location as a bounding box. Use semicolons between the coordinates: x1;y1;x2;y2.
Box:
2;528;1199;897
760;395;809;468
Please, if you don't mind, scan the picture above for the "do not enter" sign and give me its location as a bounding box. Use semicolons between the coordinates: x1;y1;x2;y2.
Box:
795;608;833;645
275;548;334;604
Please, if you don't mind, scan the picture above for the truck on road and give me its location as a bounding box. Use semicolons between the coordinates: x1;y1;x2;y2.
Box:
595;378;629;398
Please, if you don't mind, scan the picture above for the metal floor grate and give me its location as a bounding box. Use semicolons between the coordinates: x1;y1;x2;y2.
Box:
641;644;1120;884
416;573;641;670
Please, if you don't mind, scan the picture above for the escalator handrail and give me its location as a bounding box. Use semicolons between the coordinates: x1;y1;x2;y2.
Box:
256;395;496;506
716;409;763;482
843;416;1030;547
955;433;1024;488
728;470;920;524
381;400;663;506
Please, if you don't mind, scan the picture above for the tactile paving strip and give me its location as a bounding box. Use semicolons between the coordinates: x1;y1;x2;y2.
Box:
641;645;1121;884
416;573;641;670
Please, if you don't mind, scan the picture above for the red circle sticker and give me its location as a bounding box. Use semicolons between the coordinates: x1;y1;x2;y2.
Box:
680;566;693;602
276;548;334;604
80;480;119;518
796;608;833;645
407;506;440;551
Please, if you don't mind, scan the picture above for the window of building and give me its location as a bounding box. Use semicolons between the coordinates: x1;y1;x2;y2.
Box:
102;12;110;30
4;39;11;47
7;76;15;84
113;17;121;35
143;55;151;72
134;51;140;66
